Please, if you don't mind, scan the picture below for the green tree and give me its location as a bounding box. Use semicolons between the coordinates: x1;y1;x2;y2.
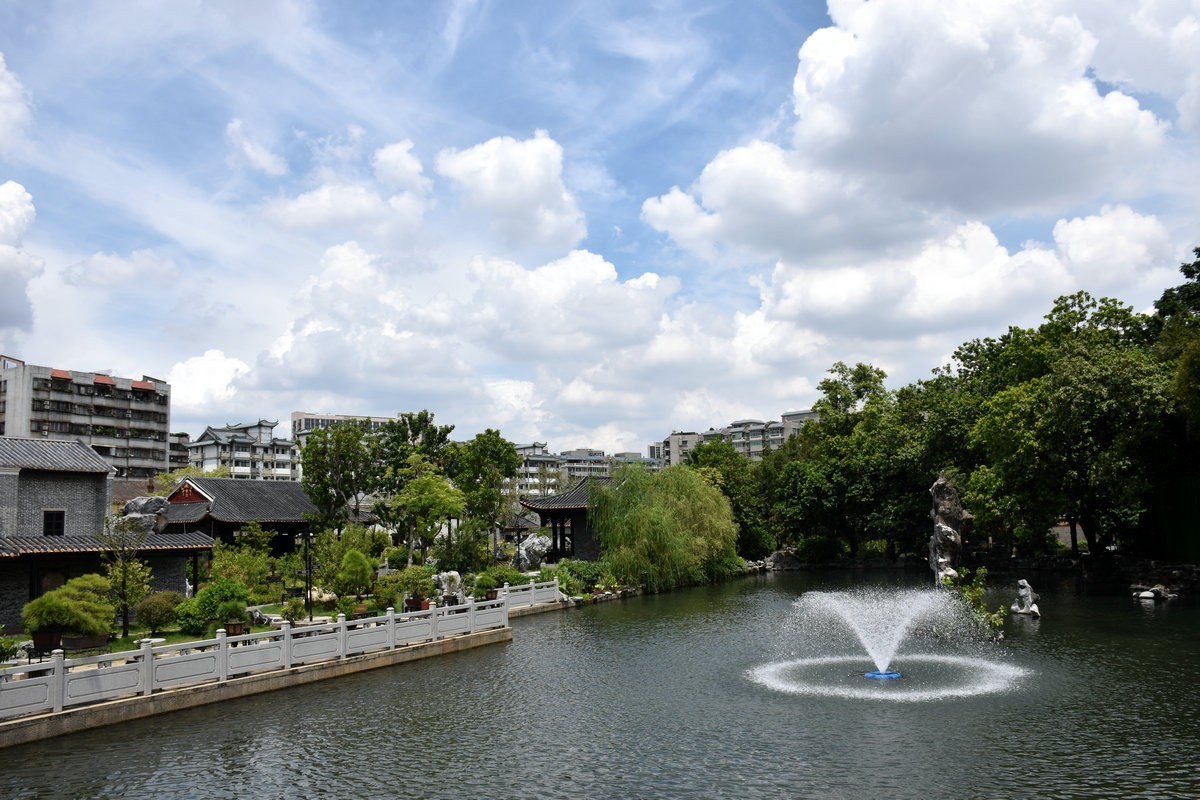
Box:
336;549;375;600
149;463;231;495
300;421;375;533
369;411;456;545
22;574;115;637
98;516;153;638
590;464;739;592
447;428;522;539
687;439;770;558
394;455;465;566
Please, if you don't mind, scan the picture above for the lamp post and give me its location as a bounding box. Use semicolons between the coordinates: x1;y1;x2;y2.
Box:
296;529;314;622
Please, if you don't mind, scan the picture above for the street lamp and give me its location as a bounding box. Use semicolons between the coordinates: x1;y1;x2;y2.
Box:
296;529;315;622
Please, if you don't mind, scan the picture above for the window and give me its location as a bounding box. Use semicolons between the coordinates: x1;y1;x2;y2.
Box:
43;510;65;536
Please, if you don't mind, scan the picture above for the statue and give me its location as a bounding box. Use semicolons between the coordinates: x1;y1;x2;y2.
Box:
1011;579;1040;617
929;473;966;586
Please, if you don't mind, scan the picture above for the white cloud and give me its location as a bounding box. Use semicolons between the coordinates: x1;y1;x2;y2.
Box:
225;118;287;176
264;182;425;235
436;130;586;253
0;180;35;245
166;349;251;415
0;181;41;334
0;53;30;149
372;140;431;194
792;0;1165;213
63;249;179;287
464;249;678;361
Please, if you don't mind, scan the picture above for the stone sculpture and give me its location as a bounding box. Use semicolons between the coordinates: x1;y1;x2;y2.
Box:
928;473;966;586
434;570;464;605
120;495;169;534
513;533;552;572
1011;579;1041;617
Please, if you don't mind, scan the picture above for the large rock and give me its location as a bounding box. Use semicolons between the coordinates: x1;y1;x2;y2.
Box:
929;473;968;586
513;534;551;571
119;495;169;534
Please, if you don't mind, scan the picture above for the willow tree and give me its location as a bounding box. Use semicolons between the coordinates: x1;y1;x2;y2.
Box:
589;464;739;592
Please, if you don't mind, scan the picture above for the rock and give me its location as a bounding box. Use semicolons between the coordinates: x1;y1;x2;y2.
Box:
1011;579;1041;617
765;551;804;571
929;473;969;586
124;496;168;516
513;534;551;571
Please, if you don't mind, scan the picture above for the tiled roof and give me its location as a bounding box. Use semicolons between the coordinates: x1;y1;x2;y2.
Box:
170;478;317;523
0;437;114;473
520;477;609;511
0;531;214;558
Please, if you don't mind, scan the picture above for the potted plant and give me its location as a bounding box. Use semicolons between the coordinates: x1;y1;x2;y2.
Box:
473;573;499;601
22;574;115;654
216;600;250;636
395;565;436;611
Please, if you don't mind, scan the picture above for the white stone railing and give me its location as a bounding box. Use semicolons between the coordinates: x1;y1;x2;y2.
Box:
501;578;563;608
0;598;508;721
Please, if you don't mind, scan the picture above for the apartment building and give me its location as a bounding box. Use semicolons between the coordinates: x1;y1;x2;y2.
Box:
187;419;299;480
0;355;171;479
290;411;395;448
652;409;819;466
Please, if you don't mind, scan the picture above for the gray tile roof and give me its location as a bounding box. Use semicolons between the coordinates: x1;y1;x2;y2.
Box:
0;531;214;558
169;478;317;524
0;437;114;473
519;477;609;511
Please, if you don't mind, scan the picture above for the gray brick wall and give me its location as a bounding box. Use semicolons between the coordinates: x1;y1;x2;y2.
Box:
14;471;108;537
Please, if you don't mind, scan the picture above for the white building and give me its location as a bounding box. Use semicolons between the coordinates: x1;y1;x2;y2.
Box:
187;419;298;480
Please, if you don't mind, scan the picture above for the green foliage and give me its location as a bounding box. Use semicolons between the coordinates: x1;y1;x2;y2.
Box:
98;516;153;638
393;456;465;565
590;463;739;592
471;573;498;595
432;517;492;574
300;421;375;532
175;579;251;636
336;549;375;599
313;524;388;589
482;563;532;589
233;520;276;552
150;464;230;495
135;591;184;635
22;574;115;636
794;534;845;564
0;638;21;662
215;599;249;624
209;542;272;602
392;565;436;601
943;567;1005;634
447;428;522;531
282;596;306;623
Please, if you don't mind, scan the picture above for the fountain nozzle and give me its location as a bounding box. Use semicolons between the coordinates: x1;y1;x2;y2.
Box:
864;670;902;679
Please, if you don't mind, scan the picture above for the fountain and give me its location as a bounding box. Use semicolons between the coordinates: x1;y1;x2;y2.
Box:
748;587;1028;702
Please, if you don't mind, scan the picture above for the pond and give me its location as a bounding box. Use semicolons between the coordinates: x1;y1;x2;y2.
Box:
2;571;1198;799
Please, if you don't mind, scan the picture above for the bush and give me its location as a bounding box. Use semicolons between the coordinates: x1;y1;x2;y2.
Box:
472;574;498;595
209;542;272;602
795;535;845;564
215;599;249;624
136;591;184;635
175;579;251;636
22;574;115;637
393;565;436;601
557;559;610;592
372;572;405;611
738;525;777;560
482;564;529;589
335;549;374;599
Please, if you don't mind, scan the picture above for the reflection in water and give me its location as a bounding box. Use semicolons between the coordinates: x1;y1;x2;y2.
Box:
2;572;1198;800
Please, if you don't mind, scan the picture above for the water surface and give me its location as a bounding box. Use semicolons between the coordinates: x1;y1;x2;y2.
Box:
2;571;1197;799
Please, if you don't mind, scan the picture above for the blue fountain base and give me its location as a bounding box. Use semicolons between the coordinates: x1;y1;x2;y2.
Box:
864;670;902;679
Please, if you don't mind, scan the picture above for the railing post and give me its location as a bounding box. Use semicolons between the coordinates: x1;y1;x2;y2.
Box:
51;650;65;713
430;604;440;641
337;613;347;658
386;607;396;650
216;629;228;682
140;638;155;696
281;622;293;669
467;597;476;633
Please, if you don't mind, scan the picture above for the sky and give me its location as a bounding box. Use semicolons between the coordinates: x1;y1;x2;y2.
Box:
1;1;1197;455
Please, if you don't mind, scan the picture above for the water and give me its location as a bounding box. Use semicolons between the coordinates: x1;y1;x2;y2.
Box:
2;571;1199;799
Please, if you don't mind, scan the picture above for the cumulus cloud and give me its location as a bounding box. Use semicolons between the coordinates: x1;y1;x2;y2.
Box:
436;130;586;252
63;249;179;287
225;118;287;175
792;0;1165;212
166;349;251;414
464;249;678;360
372;140;432;193
264;182;425;235
0;53;30;148
0;181;42;333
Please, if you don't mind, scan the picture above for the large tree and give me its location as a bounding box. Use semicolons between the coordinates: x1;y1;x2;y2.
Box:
299;421;375;533
98;516;153;638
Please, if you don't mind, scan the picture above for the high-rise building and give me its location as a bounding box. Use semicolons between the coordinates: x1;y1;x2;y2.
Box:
0;355;171;479
290;411;396;447
187;419;298;480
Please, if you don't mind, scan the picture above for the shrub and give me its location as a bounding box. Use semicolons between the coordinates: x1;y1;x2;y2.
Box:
175;579;251;636
372;572;405;611
472;574;498;595
482;564;529;589
795;535;844;564
336;549;375;599
136;591;184;635
22;574;115;637
215;599;249;624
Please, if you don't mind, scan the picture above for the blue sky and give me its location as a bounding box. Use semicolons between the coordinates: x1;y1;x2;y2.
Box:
1;1;1197;454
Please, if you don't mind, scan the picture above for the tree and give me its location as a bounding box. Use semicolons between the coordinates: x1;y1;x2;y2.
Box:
300;421;375;533
98;516;153;638
370;411;456;544
393;454;465;566
590;464;739;592
22;574;115;637
336;549;375;600
447;429;522;537
687;439;770;558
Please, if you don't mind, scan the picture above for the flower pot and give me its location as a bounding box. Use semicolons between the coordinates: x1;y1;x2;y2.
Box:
403;597;430;612
223;621;248;636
